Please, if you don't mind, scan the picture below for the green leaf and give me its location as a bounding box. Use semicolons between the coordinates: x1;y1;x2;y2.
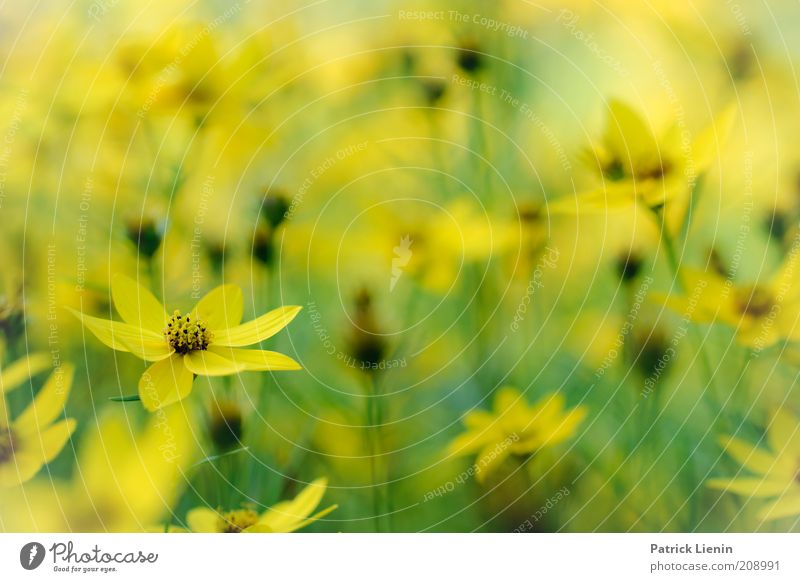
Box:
109;394;142;402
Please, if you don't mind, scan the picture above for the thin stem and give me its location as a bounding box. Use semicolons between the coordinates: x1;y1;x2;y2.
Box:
147;256;160;299
653;208;728;428
364;372;383;532
257;265;272;414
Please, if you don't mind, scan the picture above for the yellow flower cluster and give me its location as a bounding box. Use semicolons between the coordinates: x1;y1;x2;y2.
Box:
1;0;799;534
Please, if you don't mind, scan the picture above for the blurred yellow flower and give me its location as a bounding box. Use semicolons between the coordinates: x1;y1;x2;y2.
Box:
550;100;735;213
0;407;195;532
448;387;587;483
707;409;800;521
69;275;302;411
0;357;75;488
655;261;800;349
183;477;337;533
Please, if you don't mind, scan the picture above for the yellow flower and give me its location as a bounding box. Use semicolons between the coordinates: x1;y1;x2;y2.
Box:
707;409;800;522
549;100;736;213
448;387;587;483
1;356;76;487
654;260;800;349
0;407;195;532
183;478;337;533
69;275;302;411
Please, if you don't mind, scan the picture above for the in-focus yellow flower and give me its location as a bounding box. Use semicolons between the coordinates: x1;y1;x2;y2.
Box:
549;100;736;213
707;409;800;521
183;477;337;533
654;260;800;349
448;387;587;482
1;356;75;487
69;275;302;411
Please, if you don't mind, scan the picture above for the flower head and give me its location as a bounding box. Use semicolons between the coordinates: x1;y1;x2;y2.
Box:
654;259;800;349
707;409;800;522
69;275;302;411
447;387;586;483
549;100;736;213
183;477;337;533
0;355;75;488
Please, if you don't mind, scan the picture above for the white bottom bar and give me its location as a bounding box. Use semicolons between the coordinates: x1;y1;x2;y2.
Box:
1;533;798;580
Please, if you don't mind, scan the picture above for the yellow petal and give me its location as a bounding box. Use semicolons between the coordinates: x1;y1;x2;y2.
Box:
207;347;301;371
691;103;737;172
139;355;194;411
534;392;568;415
706;477;792;498
13;365;74;436
0;395;8;431
192;284;244;331
260;478;329;533
736;323;780;350
718;436;781;477
494;387;525;414
67;307;161;356
767;409;800;459
771;253;800;303
0;454;37;488
463;410;495;430
547;184;634;215
5;419;77;486
0;459;27;488
31;418;77;465
118;333;174;362
183;350;246;377
77;414;131;490
604;100;659;169
0;353;51;394
112;274;167;333
271;504;338;533
242;524;274;533
538;406;587;447
186;508;221;532
526;392;566;424
212;306;301;347
651;268;733;323
776;310;800;342
447;428;498;457
758;493;800;522
497;387;537;430
680;268;730;300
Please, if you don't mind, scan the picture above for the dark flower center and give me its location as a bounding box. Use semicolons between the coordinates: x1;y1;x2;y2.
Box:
218;509;259;533
164;310;211;354
735;287;775;319
0;428;16;464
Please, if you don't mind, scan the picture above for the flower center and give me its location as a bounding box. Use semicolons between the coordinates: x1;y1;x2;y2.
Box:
635;159;673;181
734;287;775;319
164;310;211;355
217;509;259;533
0;428;15;464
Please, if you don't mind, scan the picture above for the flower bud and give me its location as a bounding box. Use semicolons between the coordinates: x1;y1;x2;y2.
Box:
208;400;243;451
124;213;164;259
347;288;387;372
260;189;290;230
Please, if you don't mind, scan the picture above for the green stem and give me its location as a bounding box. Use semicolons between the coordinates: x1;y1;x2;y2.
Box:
147;256;160;298
653;208;727;428
365;373;382;532
258;265;273;414
364;372;392;532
